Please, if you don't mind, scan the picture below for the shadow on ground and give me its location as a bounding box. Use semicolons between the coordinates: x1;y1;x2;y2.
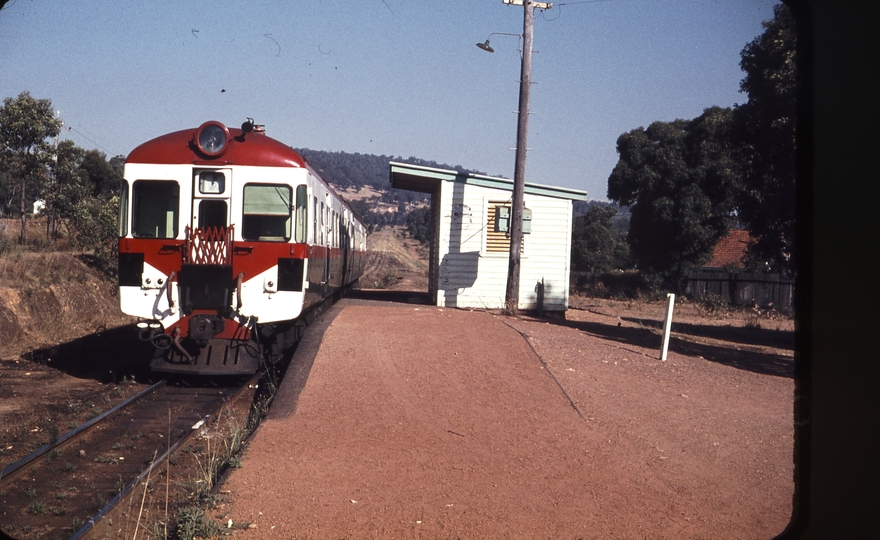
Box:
24;324;154;383
348;289;432;305
621;316;794;350
347;289;795;379
552;318;794;379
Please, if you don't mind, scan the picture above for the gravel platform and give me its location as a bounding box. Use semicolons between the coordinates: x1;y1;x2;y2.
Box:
214;297;793;539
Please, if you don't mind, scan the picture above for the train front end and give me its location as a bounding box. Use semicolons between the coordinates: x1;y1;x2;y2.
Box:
118;121;311;375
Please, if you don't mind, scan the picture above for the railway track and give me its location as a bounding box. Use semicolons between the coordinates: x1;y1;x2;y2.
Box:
0;374;261;540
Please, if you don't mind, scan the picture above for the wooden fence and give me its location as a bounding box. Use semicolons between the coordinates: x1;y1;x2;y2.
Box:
686;271;794;310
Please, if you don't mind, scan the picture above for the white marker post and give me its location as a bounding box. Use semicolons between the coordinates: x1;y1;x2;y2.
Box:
660;293;676;361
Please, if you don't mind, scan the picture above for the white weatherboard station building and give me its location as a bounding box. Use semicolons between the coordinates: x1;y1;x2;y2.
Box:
389;162;588;312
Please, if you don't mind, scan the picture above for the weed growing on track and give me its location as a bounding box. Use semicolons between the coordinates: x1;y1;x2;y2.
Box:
26;501;45;515
170;369;281;537
70;516;85;533
176;505;223;540
103;367;285;539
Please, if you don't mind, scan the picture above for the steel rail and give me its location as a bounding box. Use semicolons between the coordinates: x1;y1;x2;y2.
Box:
0;380;167;482
70;373;261;540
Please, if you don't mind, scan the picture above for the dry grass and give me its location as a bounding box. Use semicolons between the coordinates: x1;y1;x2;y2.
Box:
1;216;74;248
0;251;91;287
0;217;86;287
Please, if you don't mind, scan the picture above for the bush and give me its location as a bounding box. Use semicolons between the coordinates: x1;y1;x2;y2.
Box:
174;506;222;540
573;270;649;299
695;292;730;314
66;194;119;276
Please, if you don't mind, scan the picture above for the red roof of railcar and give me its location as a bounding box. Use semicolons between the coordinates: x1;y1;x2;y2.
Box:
126;126;307;169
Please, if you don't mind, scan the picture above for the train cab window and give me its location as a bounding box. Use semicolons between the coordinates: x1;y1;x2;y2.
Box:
118;181;129;237
198;171;226;195
132;180;179;238
242;184;291;241
198;199;227;229
294;185;308;243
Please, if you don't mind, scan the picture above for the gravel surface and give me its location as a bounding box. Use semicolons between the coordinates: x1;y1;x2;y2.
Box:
213;298;794;539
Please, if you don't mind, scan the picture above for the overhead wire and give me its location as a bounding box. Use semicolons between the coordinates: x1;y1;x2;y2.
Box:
62;124;118;156
538;0;615;22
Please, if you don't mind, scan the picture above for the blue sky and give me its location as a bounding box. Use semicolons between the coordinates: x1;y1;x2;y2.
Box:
0;0;779;200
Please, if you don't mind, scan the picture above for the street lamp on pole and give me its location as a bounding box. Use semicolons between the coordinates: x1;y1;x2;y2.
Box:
475;32;523;54
477;0;549;313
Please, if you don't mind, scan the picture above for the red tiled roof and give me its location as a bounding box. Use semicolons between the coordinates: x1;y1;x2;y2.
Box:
705;229;751;268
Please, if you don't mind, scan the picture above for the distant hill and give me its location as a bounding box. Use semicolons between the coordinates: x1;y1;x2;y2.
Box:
295;148;486;205
293;148;487;231
573;200;631;236
293;147;630;237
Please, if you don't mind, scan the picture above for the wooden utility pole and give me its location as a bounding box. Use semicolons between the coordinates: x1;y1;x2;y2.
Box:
503;0;550;312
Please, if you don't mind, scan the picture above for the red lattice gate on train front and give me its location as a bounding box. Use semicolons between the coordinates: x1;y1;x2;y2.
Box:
184;225;233;265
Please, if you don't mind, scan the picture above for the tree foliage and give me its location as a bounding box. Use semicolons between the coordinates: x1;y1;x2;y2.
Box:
605;4;797;289
68;194;121;272
63;148;123;271
43;139;88;240
607;106;742;291
734;3;797;276
79;149;125;197
0;91;61;242
571;204;632;273
405;206;431;243
0;94;121;272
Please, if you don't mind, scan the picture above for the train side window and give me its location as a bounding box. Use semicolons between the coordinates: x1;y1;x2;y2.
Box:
295;185;308;243
242;184;291;241
312;196;318;244
132;180;179;239
118;181;129;237
320;201;325;245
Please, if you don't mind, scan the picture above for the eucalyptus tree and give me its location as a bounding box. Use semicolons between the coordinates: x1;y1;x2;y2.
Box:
79;149;124;197
607;106;742;292
734;3;797;277
44;139;87;241
571;204;632;274
0;92;61;243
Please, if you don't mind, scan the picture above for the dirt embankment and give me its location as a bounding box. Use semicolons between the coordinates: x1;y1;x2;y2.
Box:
0;252;134;359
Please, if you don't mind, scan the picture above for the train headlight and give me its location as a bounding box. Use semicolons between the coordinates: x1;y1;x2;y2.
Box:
136;320;165;341
136;321;164;330
194;121;230;157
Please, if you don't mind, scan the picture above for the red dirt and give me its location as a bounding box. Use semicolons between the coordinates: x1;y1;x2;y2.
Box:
212;298;794;539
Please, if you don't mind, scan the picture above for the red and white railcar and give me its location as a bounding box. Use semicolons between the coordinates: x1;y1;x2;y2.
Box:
118;120;365;375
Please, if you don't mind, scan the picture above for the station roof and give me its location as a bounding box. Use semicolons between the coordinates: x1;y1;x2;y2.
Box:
389;162;588;201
